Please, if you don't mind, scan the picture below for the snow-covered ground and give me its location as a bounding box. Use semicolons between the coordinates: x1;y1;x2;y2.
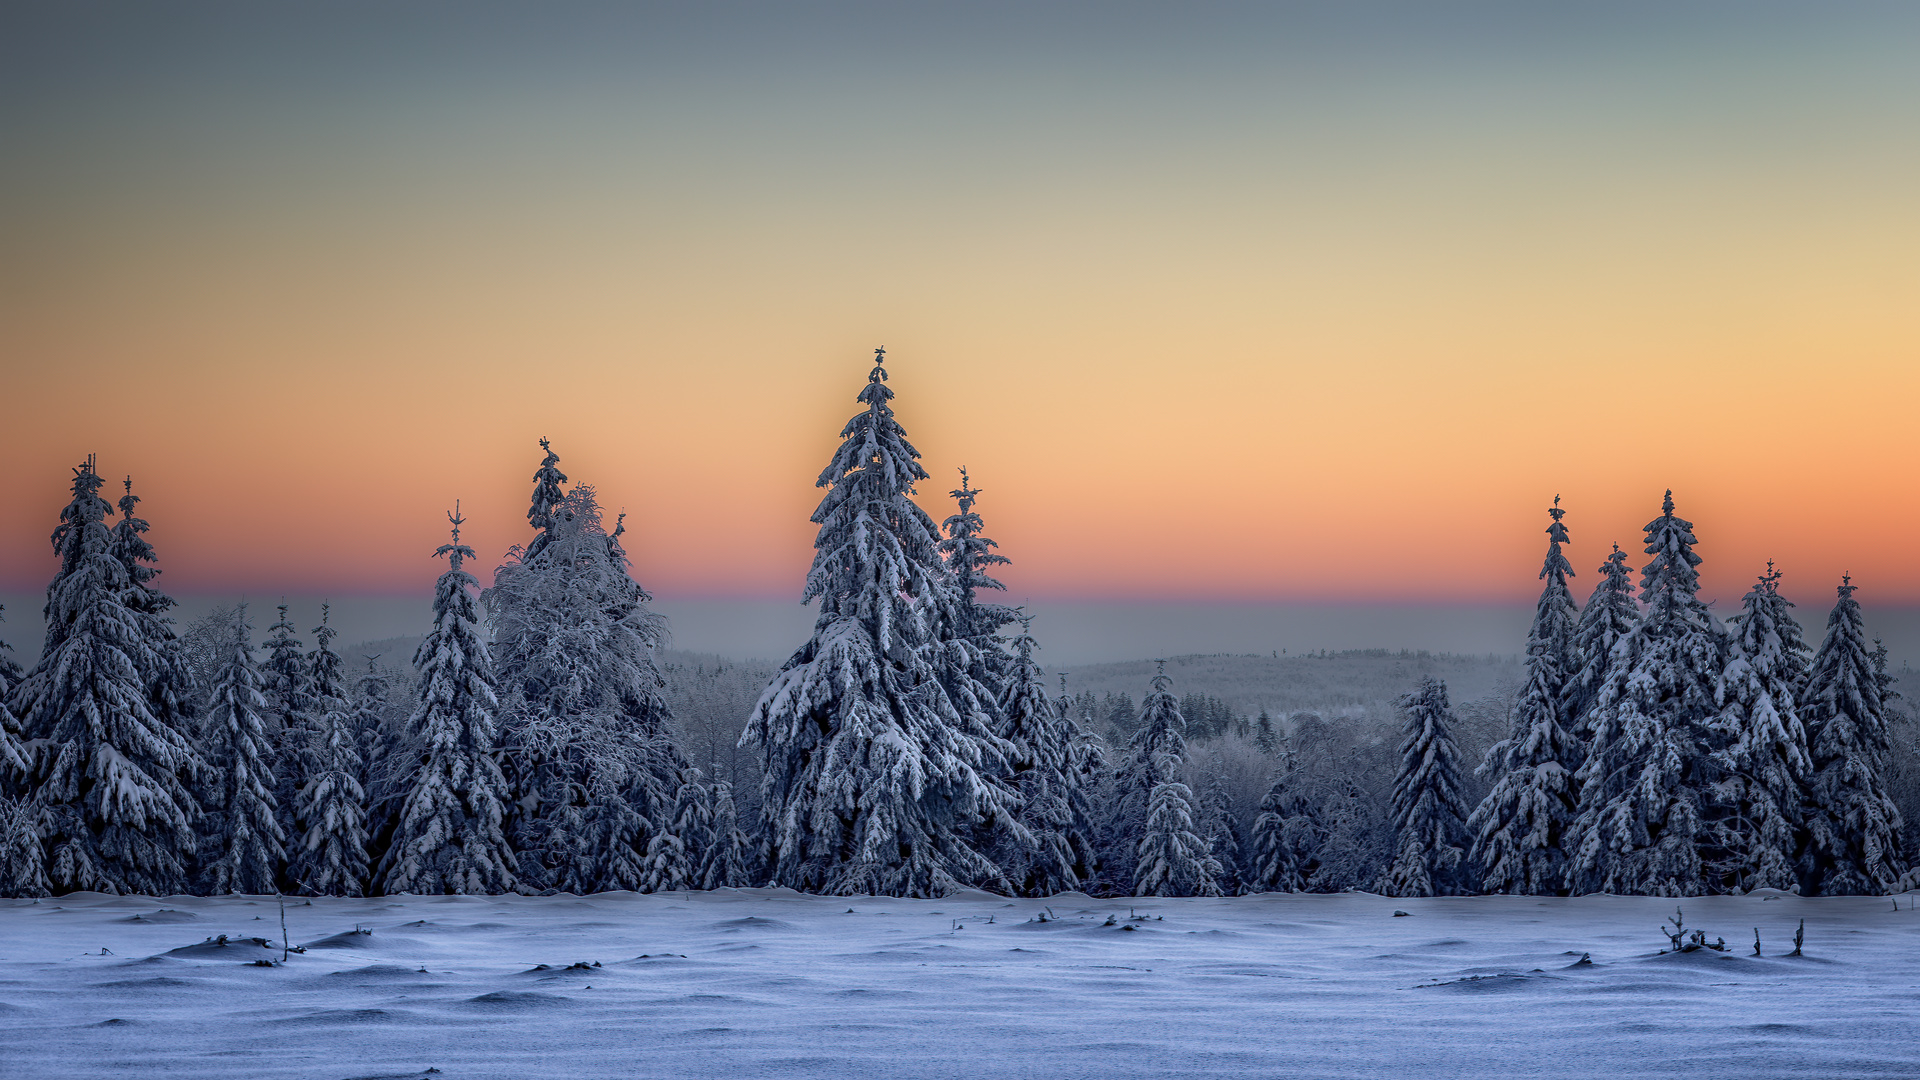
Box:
4;889;1918;1079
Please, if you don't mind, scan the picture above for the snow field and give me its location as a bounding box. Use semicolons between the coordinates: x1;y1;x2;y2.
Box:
4;889;1920;1079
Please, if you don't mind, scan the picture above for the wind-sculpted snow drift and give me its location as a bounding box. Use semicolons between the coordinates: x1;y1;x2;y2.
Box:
3;889;1918;1079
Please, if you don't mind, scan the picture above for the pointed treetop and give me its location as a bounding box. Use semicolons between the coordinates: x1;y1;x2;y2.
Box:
436;501;476;572
313;601;336;652
1540;497;1573;580
1842;572;1852;590
526;438;569;544
950;467;979;513
1663;489;1675;515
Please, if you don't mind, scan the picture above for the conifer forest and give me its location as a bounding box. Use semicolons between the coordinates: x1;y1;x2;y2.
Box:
4;350;1914;905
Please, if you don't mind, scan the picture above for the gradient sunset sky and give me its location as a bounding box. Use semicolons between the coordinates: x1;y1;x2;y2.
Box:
4;3;1918;619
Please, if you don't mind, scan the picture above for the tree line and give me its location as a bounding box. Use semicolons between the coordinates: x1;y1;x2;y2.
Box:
0;352;1911;898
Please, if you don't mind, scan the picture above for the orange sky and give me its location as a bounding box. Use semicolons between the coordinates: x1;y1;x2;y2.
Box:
3;6;1917;610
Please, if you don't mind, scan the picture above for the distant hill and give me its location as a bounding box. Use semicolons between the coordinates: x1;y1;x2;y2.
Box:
1058;649;1525;716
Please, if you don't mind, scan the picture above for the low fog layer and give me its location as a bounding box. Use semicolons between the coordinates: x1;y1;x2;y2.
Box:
9;593;1918;672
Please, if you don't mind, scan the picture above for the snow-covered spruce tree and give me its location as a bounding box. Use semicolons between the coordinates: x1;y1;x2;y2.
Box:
108;478;200;769
201;605;285;895
1569;492;1727;897
1253;708;1278;756
643;770;710;893
0;795;48;897
351;658;404;865
698;774;760;889
522;437;569;563
1248;766;1321;892
260;602;311;840
378;506;517;896
0;605;33;897
486;467;687;894
1135;769;1222;897
1200;764;1248;895
8;457;200;895
291;606;369;896
0;604;25;779
993;617;1095;896
1565;543;1639;736
2;606;44;897
938;468;1017;681
1383;677;1470;897
1707;566;1813;893
1799;577;1908;895
1470;498;1582;895
1101;662;1207;895
740;348;1017;897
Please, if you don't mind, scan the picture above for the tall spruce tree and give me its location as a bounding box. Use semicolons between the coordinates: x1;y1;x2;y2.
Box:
108;478;200;776
698;775;760;889
378;505;517;895
1200;764;1248;895
1799;577;1908;894
1569;492;1726;896
0;605;25;777
741;348;1016;897
1135;773;1222;897
1247;768;1320;893
487;461;687;894
202;606;285;894
1708;566;1813;893
938;468;1017;690
993;616;1094;896
1384;677;1470;896
1470;498;1581;894
292;606;369;896
1566;544;1639;735
1;606;42;895
523;437;569;563
9;457;200;895
1101;662;1198;895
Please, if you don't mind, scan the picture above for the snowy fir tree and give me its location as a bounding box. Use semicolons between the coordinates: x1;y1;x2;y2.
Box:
1135;774;1222;897
1383;677;1469;897
1570;492;1727;897
201;605;285;895
1470;498;1582;895
741;348;1017;897
522;436;569;562
1799;577;1908;895
291;606;369;896
260;602;311;834
1707;566;1813;893
107;478;200;774
0;795;48;897
379;505;517;896
1200;764;1248;895
992;616;1094;896
0;604;25;779
698;775;760;889
7;457;200;895
643;770;708;893
938;468;1018;685
486;453;687;894
1100;662;1201;895
1248;769;1321;892
1253;708;1278;756
1565;543;1639;735
351;658;404;854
